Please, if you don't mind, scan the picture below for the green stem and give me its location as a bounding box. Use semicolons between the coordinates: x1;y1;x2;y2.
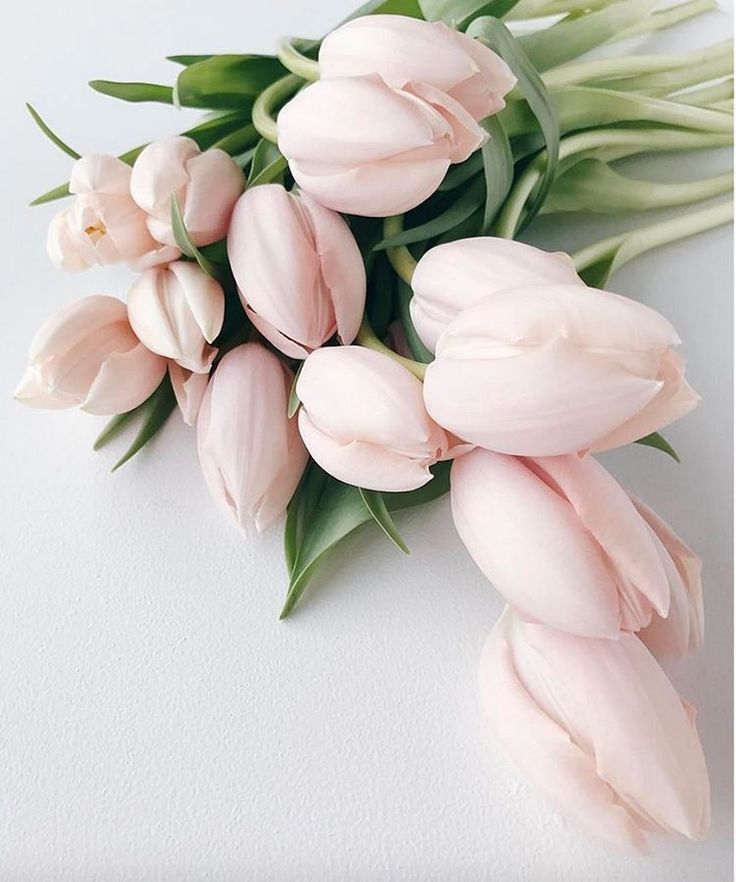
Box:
602;43;733;96
356;318;427;381
252;73;302;144
672;79;734;107
509;0;610;17
618;0;717;41
277;38;320;82
383;216;418;286
572;200;734;273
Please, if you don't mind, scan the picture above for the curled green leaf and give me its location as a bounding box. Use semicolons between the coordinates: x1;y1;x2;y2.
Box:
26;103;81;160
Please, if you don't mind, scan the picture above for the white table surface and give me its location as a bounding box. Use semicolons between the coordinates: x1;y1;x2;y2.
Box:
1;2;733;879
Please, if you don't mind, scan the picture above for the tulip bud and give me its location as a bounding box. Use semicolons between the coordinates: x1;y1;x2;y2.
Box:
410;237;583;352
424;283;699;456
319;15;516;122
15;295;166;415
130;136;245;248
127;261;225;374
47;155;176;272
296;346;448;492
451;448;700;639
227;185;366;358
197;344;308;532
278;76;487;217
168;363;209;427
480;610;710;851
633;496;704;656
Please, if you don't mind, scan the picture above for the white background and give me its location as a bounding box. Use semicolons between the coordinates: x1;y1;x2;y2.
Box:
1;2;733;879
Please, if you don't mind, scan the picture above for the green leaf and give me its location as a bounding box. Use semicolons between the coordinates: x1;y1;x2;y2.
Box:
210;124;258;157
111;377;177;472
419;0;521;28
167;54;214;66
174;55;286;109
467;17;559;234
287;363;303;419
518;0;659;73
93;402;148;451
479;115;513;233
171;195;231;285
439;153;484;192
359;489;410;555
346;0;423;18
30;183;71;207
376;176;485;249
280;462;451;618
88;80;174;104
248;139;288;187
26;103;80;160
397;280;434;364
635;432;680;463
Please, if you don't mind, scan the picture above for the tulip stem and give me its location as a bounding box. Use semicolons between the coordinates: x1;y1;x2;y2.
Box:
252;73;303;144
383;216;417;286
572;199;734;275
356;317;427;381
277;38;320;82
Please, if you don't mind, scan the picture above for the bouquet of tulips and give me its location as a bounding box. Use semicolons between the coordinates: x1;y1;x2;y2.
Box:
17;0;733;855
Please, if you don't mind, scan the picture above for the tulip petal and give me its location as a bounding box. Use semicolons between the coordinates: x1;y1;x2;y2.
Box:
169;363;209;427
81;343;166;415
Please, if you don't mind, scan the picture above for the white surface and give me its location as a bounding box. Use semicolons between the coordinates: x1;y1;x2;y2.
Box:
1;2;733;879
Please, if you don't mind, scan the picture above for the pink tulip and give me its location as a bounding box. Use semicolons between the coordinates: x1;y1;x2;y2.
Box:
15;295;166;415
451;449;702;640
47;155;175;271
410;237;583;352
296;346;448;492
633;496;704;656
479;610;710;851
278;76;486;217
197;344;308;532
227;185;366;359
168;363;209;427
127;261;225;374
424;283;699;455
319;15;516;122
130;136;245;248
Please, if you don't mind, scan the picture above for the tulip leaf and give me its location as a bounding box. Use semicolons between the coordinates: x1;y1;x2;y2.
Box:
284;463;327;576
287;363;303;419
419;0;521;28
174;55;286;110
110;377;177;472
439;153;484;192
345;0;423;19
31;111;252;207
397;280;434;364
635;432;680;463
93;401;149;451
88;80;174;104
280;461;451;619
375;176;486;249
480;115;513;233
171;195;232;286
467;17;559;234
26;103;81;160
359;489;410;555
167;54;215;67
248;139;288;187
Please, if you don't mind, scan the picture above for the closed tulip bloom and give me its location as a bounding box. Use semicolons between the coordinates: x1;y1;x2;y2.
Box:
424;283;699;456
451;448;699;638
127;261;225;374
296;346;448;492
15;295;166;415
130;136;245;248
633;496;704;656
410;237;583;352
278;76;486;217
168;363;209;427
197;344;308;532
227;185;366;358
479;610;710;851
319;15;516;121
47;154;174;271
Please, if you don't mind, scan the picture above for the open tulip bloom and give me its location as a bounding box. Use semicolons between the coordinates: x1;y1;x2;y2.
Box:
18;0;733;857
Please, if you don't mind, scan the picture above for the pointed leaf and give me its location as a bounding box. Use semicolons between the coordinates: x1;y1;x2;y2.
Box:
248;139;288;187
167;54;214;66
93;401;148;451
635;432;680;463
111;378;177;472
89;80;174;104
26;103;80;160
359;489;410;554
174;55;286;109
480;114;513;233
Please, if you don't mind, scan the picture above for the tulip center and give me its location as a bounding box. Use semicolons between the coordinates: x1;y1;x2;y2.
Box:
84;222;107;244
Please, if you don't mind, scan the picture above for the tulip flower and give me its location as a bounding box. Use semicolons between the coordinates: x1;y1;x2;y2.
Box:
451;448;701;639
633;496;704;656
296;346;448;492
168;363;209;427
424;283;699;456
47;154;175;272
319;15;516;122
410;237;583;352
127;261;225;373
130;136;245;248
197;344;308;532
15;295;166;415
479;610;711;851
227;185;366;358
278;76;487;217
